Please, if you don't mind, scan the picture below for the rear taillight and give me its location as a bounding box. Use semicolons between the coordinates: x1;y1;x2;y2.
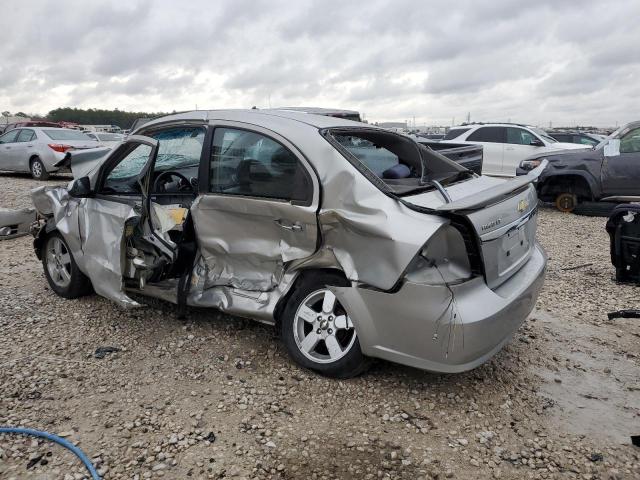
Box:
48;144;72;153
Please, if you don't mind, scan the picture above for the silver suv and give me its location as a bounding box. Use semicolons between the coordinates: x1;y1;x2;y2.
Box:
31;110;547;378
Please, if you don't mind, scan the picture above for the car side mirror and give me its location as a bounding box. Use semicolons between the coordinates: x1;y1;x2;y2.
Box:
68;176;93;198
530;139;544;147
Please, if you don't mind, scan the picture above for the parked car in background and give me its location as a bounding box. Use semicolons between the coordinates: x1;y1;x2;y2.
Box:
548;131;605;147
0;127;100;179
31;109;546;378
2;121;61;134
84;131;125;147
517;121;640;213
440;123;586;177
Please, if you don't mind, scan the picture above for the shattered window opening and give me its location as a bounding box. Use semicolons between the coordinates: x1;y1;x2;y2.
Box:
102;144;153;194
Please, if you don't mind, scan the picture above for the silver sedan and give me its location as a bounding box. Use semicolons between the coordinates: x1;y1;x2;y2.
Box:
31;109;546;378
0;127;100;179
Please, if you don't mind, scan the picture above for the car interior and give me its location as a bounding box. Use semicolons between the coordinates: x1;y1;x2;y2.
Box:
328;129;472;196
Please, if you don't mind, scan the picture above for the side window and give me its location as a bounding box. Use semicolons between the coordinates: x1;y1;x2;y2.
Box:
552;134;569;142
102;144;153;194
467;127;504;143
619;128;640;154
577;135;598;146
0;130;19;144
506;127;537;145
17;129;35;142
209;128;310;202
148;127;205;172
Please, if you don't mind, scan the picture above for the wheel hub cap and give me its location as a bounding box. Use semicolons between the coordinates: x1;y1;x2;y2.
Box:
293;289;357;364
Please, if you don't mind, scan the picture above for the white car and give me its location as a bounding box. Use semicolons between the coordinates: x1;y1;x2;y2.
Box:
441;123;587;177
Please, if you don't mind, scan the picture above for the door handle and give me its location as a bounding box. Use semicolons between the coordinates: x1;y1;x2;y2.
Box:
274;219;304;232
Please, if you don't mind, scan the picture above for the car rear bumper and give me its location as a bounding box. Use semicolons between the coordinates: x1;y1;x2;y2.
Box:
331;243;547;373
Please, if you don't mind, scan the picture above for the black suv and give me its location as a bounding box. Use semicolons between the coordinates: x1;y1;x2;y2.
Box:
516;121;640;213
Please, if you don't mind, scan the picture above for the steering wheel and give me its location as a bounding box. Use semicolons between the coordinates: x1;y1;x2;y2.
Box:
153;171;195;194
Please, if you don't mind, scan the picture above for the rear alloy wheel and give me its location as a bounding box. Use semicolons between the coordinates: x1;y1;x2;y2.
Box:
42;233;92;298
555;192;577;213
30;158;49;180
281;273;370;378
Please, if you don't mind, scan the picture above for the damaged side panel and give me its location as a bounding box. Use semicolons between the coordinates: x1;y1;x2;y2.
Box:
190;194;318;292
316;163;445;291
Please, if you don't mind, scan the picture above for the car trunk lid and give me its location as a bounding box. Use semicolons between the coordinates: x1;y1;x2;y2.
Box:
403;162;546;289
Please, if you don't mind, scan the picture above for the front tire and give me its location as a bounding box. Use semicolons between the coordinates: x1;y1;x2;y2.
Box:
280;272;370;378
42;232;92;298
555;192;577;212
30;157;49;180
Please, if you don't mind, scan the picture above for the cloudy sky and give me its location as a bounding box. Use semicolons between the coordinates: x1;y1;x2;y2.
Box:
1;0;638;126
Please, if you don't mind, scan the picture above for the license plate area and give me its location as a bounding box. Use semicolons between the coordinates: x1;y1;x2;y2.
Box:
480;212;537;289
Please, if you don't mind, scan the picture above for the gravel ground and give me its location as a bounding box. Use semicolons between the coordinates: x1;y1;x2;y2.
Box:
0;172;638;480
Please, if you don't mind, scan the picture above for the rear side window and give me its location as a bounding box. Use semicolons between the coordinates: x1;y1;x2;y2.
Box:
443;128;470;140
209;128;311;203
467;127;505;143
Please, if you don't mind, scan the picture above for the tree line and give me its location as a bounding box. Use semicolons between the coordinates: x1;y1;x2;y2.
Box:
46;107;173;129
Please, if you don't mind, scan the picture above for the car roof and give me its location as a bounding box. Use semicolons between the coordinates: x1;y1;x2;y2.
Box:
137;109;369;134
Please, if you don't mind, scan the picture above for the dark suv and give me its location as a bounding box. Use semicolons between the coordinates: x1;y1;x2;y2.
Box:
517;121;640;212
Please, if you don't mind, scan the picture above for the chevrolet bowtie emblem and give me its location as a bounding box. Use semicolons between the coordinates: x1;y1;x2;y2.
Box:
517;199;529;213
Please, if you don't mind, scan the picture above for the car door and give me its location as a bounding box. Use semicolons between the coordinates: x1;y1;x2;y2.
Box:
0;129;20;171
191;123;319;292
503;127;543;176
602;126;640;195
14;128;36;171
78;136;170;305
464;127;505;176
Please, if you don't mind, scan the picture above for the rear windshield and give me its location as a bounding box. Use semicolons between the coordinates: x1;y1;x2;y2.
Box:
333;134;401;177
326;128;470;196
443;128;470;140
43;129;94;141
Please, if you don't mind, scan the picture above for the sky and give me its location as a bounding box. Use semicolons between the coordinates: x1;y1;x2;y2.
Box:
1;0;638;127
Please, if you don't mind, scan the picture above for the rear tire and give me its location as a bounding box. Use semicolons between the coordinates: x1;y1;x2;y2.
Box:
42;232;92;298
30;157;49;180
280;272;370;378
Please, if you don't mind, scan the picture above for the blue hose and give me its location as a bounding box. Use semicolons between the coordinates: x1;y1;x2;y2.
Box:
0;427;101;479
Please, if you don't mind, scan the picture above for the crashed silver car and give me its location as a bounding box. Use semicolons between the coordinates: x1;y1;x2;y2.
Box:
31;110;547;378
